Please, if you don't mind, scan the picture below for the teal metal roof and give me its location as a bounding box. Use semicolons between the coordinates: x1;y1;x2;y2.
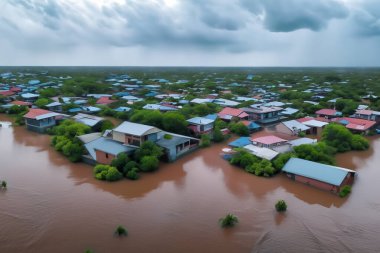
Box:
282;158;355;186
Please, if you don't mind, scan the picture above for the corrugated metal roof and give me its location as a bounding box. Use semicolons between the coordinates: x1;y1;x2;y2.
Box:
187;117;214;125
113;121;160;136
84;137;136;160
282;158;355;186
228;137;251;148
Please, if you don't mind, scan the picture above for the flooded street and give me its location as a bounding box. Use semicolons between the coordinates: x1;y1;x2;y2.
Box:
1;115;380;253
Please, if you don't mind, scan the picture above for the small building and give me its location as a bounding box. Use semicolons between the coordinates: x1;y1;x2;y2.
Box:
218;107;249;121
156;132;199;162
21;93;39;102
73;113;104;130
10;100;32;108
275;120;310;136
243;144;279;160
282;158;356;193
331;117;376;134
353;109;380;123
228;137;251;148
187;117;214;136
241;105;283;124
96;96;117;105
251;135;288;149
23;108;61;133
297;118;329;135
112;121;161;147
240;120;261;132
45;102;63;112
315;109;342;119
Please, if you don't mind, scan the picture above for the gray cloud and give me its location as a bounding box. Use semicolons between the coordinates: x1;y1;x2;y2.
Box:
352;0;380;36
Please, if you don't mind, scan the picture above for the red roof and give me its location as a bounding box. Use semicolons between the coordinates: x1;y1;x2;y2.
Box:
251;135;287;145
96;96;117;105
218;107;249;118
355;110;373;116
24;109;53;119
332;117;376;131
11;100;32;106
297;117;315;123
10;87;22;92
0;90;15;96
315;109;338;116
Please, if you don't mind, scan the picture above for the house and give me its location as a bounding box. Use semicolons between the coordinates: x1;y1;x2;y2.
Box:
80;133;136;165
0;90;15;97
297;117;329;135
241;105;283;124
21;93;39;102
282;158;355;193
96;96;117;105
81;106;101;114
240;120;261;132
280;107;299;116
243;144;279;160
315;109;342;119
114;106;131;112
218;107;248;121
23;108;61;133
112;121;162;147
143;103;178;112
331;117;376;134
353;109;380;123
251;135;288;149
288;138;317;148
275;120;310;136
155;132;199;162
73;113;104;130
213;98;240;107
10;100;32;108
187;117;215;136
45;102;63;112
228;137;251;148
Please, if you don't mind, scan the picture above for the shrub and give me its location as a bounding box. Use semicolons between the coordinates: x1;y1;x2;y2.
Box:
219;213;239;228
164;134;173;140
200;134;211;147
275;200;287;212
140;156;159;172
230;122;249;136
351;135;369;150
101;120;114;132
1;180;7;189
123;161;139;175
126;168;140;180
111;153;129;172
115;225;128;236
212;127;225;142
339;185;352;198
93;165;122;182
134;141;163;161
272;153;294;171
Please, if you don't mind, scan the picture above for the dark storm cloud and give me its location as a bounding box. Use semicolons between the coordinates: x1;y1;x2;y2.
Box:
241;0;349;32
352;1;380;36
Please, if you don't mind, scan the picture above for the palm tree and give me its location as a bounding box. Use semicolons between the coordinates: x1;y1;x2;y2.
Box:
219;213;239;228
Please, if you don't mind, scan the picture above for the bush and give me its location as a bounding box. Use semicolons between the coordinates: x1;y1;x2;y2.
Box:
134;141;163;161
101;120;114;132
212;127;225;142
1;180;7;189
219;213;239;228
275;200;287;212
111;153;129;172
230;122;249;136
126;168;140;180
115;225;128;236
123;161;139;175
339;185;351;198
272;153;295;171
140;156;159;172
351;135;369;150
200;134;211;147
93;165;123;182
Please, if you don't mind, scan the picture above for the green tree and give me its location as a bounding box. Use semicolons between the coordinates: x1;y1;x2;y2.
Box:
275;200;287;212
140;156;159;172
114;225;128;236
162;112;188;134
100;120;114;132
200;134;211;147
34;98;51;108
126;168;140;180
111;153;129;172
212;127;224;142
219;213;239;228
230;122;249;136
134;141;163;161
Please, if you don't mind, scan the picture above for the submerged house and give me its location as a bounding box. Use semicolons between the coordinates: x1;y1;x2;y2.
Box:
218;107;249;121
80;121;199;164
331;117;376;134
353;109;380;123
275;120;310;136
282;158;356;193
23;108;62;133
187;116;215;136
45;102;63;112
73;113;104;130
315;109;342;119
242;105;283;124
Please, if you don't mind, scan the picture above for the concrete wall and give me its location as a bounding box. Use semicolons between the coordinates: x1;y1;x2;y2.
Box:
275;123;293;135
95;150;115;165
112;131;125;143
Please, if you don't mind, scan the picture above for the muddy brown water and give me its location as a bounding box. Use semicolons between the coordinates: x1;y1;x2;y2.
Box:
1;114;380;253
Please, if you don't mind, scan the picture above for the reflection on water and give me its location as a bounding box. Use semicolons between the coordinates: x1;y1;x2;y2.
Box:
1;114;380;253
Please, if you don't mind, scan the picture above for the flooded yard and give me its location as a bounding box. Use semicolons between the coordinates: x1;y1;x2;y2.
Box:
1;114;380;252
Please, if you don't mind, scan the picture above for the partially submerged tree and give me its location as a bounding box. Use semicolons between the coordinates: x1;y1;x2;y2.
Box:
275;200;287;212
115;225;128;236
219;213;239;228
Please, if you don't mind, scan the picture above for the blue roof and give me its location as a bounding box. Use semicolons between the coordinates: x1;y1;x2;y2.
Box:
282;158;354;186
114;106;131;112
246;121;260;130
85;137;136;160
204;114;218;120
68;108;82;113
228;137;251;148
114;92;130;97
339;119;350;125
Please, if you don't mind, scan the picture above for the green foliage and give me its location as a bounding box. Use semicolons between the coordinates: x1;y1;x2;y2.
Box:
293;142;336;165
272;153;295;170
111;153;129;172
200;134;211;147
123;161;139;175
126;168;140;180
130;110;163;128
230;122;249;136
140;156;159;172
93;165;123;182
219;213;239;228
339;185;352;198
335;99;358;116
52;120;91;138
1;180;7;189
134;141;163;161
322;124;369;152
115;225;128;236
101;120;114;132
230;150;260;168
246;159;276;177
212;127;225;142
162;112;188;135
34;98;51;108
275;200;287;212
8;105;28;115
39;88;59;98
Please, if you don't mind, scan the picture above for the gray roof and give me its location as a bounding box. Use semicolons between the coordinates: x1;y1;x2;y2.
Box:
282;158;355;186
46;102;62;107
77;132;102;144
288;138;317;147
156;133;192;149
282;120;310;131
187;117;214;125
113;121;161;136
73;113;104;127
84;137;136;160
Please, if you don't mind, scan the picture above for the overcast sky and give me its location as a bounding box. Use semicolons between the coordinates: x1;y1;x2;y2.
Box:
1;0;380;66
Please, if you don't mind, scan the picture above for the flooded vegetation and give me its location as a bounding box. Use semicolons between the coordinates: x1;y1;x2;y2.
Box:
1;114;380;252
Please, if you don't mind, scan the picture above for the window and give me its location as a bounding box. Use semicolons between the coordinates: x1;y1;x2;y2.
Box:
105;153;109;159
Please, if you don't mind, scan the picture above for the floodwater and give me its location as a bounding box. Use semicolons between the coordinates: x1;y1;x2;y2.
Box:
1;114;380;253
